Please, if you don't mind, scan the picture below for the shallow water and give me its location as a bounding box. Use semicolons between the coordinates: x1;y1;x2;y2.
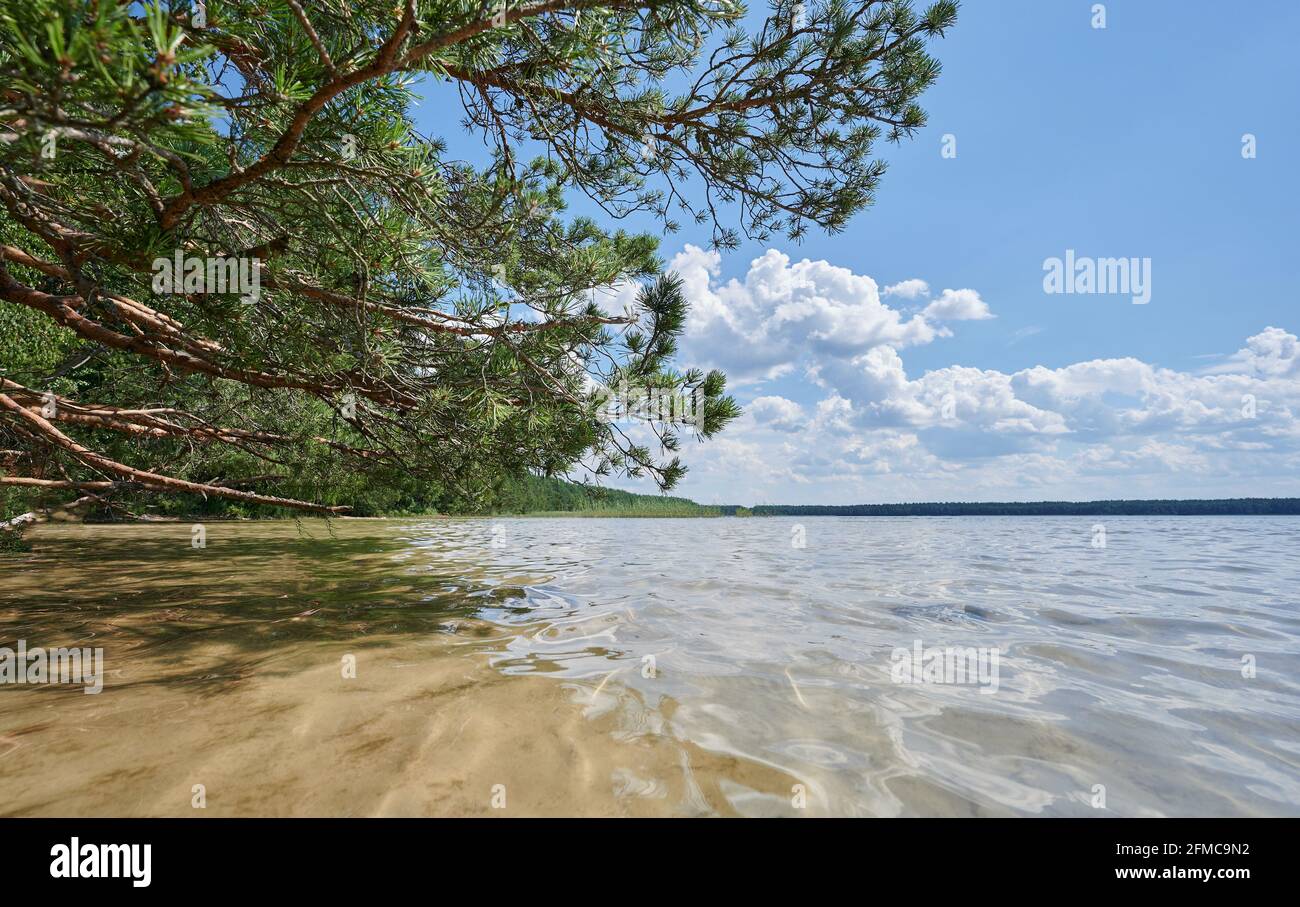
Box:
1;516;1298;817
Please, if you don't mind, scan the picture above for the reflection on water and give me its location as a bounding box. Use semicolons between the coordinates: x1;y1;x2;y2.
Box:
1;516;1298;816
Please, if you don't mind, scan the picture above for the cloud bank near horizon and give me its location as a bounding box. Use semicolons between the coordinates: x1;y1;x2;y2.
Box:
651;246;1300;505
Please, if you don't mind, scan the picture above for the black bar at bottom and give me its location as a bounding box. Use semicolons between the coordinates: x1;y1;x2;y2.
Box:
0;818;1287;892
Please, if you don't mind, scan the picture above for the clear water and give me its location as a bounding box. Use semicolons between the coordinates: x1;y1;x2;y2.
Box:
1;516;1297;816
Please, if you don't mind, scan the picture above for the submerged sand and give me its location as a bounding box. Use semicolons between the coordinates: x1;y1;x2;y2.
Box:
4;517;1297;817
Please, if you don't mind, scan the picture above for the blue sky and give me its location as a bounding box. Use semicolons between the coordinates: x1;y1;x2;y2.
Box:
414;1;1300;505
829;0;1300;379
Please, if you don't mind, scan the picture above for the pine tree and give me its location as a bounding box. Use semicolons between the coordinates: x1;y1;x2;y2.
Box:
0;0;956;526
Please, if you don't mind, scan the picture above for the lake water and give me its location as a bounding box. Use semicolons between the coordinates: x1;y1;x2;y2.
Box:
2;516;1298;817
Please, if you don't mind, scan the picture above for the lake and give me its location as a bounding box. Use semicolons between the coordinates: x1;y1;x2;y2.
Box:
2;516;1297;816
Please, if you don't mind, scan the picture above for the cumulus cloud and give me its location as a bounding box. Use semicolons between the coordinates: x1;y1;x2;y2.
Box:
883;278;930;299
670;246;942;382
619;245;1300;504
748;395;807;432
819;331;1300;453
922;288;994;321
1204;326;1299;378
685;302;1298;499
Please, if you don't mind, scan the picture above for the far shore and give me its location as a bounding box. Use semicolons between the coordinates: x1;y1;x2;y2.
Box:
7;498;1299;540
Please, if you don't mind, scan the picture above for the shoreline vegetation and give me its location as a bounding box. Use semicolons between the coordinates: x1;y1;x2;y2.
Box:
7;474;1299;531
507;496;1300;518
494;483;1300;517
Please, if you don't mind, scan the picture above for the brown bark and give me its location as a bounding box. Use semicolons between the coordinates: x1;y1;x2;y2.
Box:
0;392;348;514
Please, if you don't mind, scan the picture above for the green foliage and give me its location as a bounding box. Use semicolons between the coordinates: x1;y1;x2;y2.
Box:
483;473;718;515
0;527;30;551
0;0;953;520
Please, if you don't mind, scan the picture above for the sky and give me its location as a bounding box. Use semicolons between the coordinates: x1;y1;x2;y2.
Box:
415;1;1300;505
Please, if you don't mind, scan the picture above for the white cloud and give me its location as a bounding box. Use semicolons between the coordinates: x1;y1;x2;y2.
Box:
661;244;1300;504
1203;325;1299;378
589;279;641;317
883;278;930;299
748;395;807;432
670;246;940;382
921;288;994;321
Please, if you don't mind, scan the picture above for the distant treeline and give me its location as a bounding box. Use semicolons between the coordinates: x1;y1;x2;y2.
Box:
489;475;719;516
726;499;1300;516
